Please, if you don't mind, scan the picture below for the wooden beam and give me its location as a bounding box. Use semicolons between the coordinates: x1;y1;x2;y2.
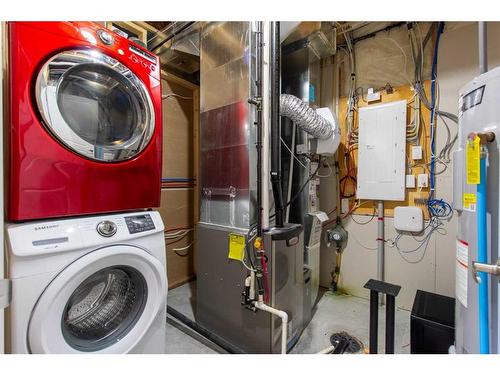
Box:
161;70;198;91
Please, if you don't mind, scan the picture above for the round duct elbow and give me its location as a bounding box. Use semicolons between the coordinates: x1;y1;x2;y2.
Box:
280;94;335;140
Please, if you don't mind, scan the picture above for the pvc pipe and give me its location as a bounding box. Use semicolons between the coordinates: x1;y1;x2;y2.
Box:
477;154;490;354
377;201;385;283
479;22;488;74
254;301;288;354
249;270;256;301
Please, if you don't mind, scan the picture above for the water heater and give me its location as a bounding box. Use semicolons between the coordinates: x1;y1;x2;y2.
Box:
453;66;500;354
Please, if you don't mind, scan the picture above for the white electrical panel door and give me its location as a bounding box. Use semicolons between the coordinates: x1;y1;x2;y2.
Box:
357;100;407;201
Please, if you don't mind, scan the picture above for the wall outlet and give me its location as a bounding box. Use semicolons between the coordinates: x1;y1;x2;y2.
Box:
411;146;423;160
417;173;428;188
406;174;416;188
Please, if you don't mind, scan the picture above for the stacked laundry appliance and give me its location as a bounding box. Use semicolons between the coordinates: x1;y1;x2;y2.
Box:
3;22;167;353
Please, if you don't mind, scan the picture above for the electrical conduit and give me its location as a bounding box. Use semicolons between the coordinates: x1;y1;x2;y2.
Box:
477;153;490;354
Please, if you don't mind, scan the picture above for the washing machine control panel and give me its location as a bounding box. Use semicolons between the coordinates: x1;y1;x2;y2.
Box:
125;214;155;234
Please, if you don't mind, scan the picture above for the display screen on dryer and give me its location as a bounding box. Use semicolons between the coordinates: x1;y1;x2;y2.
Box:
125;214;155;234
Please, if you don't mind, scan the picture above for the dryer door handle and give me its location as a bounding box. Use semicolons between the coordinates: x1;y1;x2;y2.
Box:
0;279;11;309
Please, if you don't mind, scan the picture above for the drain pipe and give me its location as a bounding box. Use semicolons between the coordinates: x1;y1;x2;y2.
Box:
270;21;285;227
253;298;288;354
479;22;488;74
377;201;385;284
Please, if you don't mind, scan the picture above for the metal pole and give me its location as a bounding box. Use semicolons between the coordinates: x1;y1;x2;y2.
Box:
479;22;488;74
369;290;379;354
385;294;396;354
377;201;385;282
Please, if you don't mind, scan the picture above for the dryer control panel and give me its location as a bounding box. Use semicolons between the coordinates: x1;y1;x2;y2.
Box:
125;214;156;234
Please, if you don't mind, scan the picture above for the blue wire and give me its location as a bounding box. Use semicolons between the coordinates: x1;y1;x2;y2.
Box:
427;22;448;218
429;22;445;201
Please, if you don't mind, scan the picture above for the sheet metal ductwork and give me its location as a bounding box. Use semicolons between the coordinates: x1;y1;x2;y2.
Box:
280;94;335;140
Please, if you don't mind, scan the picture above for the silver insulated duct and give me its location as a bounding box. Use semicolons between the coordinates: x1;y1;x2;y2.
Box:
280;93;334;139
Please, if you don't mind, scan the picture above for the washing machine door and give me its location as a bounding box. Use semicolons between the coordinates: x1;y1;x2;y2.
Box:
28;245;166;353
35;49;155;162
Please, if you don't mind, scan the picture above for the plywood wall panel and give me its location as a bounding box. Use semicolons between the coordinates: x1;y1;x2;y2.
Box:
158;73;199;289
337;81;432;218
161;79;195;180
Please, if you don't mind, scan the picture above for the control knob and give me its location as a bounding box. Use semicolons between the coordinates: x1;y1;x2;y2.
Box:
97;220;117;237
97;29;114;45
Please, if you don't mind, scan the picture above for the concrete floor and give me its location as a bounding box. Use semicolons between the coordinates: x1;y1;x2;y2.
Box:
166;281;411;354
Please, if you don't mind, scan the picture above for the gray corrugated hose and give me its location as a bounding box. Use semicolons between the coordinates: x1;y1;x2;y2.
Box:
280;94;334;139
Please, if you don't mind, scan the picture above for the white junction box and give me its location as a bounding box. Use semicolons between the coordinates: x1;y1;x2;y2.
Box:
366;88;381;103
411;145;423;160
394;206;424;232
406;174;416;188
356;100;407;201
417;173;429;188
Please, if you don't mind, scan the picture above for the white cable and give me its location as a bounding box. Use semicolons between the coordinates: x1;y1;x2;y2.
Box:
379;37;413;86
162;93;193;100
349;229;378;250
280;137;308;170
241;257;256;272
172;241;194;252
165;228;194;239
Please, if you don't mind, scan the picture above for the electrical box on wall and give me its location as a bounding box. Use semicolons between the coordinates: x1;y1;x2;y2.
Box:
356;100;407;201
394;206;423;232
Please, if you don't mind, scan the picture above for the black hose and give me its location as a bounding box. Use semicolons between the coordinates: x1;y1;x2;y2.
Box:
256;22;264;237
270;21;285;227
166;305;245;354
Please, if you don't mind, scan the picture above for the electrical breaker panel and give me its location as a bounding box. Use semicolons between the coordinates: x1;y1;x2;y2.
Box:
356;100;407;201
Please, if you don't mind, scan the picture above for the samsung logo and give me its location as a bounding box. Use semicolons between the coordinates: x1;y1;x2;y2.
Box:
34;224;59;231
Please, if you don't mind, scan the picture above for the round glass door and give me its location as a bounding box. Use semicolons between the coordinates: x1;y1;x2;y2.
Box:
27;245;166;354
35;49;155;162
61;265;147;352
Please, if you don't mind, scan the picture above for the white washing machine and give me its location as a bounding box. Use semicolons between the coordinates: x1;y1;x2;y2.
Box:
5;211;167;354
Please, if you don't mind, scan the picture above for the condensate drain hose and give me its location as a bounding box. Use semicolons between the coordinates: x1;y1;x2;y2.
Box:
280;94;334;140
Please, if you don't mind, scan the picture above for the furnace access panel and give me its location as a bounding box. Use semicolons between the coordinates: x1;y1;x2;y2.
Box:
356;100;407;201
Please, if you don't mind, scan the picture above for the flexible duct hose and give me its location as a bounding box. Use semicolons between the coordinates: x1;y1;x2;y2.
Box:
280;94;334;139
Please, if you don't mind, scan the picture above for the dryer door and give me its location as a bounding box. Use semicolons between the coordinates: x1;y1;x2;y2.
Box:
28;245;166;353
35;49;155;162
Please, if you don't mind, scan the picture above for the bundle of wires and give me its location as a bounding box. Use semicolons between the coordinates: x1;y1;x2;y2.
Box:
161;178;196;189
393;216;446;264
387;22;455;263
164;227;194;254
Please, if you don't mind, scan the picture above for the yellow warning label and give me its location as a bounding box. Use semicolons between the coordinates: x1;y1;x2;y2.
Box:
463;193;477;212
466;136;480;185
228;233;245;261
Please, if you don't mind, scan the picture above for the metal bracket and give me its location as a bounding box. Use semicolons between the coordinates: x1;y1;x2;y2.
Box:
472;259;500;284
0;279;11;309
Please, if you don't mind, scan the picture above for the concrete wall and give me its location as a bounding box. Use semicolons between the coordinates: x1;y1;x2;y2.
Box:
320;22;500;310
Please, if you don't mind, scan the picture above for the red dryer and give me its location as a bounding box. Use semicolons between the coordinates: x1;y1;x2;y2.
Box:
7;22;162;221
